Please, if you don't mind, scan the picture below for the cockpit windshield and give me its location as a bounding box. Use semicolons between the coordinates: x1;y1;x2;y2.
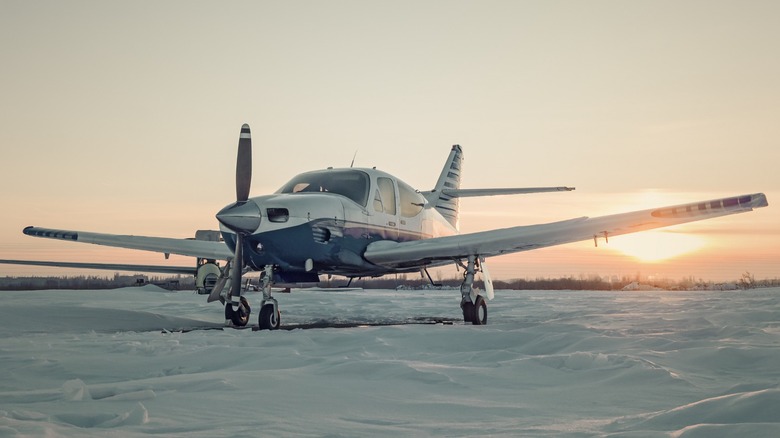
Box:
276;169;370;207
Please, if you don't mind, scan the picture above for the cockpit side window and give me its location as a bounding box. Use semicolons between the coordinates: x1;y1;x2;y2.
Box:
398;180;425;217
376;177;396;215
277;170;370;206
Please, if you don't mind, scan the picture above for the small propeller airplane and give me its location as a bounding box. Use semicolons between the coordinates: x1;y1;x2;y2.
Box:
1;124;769;329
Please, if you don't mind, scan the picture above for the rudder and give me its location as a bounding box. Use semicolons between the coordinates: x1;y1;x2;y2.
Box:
428;145;463;230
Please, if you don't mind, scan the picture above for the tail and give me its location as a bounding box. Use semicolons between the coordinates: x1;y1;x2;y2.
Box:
421;145;576;231
425;145;463;230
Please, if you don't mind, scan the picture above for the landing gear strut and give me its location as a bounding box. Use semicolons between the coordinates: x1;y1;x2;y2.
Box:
257;265;280;330
459;255;488;325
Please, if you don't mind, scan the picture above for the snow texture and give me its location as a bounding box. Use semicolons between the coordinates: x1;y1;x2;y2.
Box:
1;285;779;437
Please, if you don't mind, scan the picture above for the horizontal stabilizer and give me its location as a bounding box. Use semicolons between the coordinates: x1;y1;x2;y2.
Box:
440;186;575;198
0;259;196;275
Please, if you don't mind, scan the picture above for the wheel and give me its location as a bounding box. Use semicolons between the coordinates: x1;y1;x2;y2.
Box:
258;303;281;330
461;301;475;323
225;296;251;327
472;295;487;325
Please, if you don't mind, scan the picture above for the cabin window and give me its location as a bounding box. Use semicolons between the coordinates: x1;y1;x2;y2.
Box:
376;177;396;215
398;180;424;217
373;189;384;212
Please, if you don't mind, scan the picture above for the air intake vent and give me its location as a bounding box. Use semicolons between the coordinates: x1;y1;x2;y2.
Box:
312;226;331;244
266;208;289;223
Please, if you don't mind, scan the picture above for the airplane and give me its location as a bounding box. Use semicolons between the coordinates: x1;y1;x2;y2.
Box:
0;124;769;330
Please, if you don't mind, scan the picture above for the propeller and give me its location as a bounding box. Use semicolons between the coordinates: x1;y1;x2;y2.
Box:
216;124;261;316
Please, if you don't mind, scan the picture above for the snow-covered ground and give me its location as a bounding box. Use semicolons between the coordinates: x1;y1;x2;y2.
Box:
1;286;779;437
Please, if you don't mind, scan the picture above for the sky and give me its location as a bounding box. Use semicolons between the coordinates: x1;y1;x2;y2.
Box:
1;0;778;282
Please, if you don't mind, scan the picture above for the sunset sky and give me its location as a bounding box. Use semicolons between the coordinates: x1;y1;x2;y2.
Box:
1;1;778;282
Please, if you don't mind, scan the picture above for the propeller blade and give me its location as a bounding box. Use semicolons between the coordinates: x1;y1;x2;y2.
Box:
236;123;252;202
479;257;495;300
229;234;244;308
207;262;231;303
207;276;227;303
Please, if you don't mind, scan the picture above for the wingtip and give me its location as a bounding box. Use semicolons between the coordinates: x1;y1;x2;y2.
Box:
755;192;769;208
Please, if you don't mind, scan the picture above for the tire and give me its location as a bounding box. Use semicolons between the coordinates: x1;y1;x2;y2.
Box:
461;302;475;323
225;297;251;327
472;295;487;325
258;303;281;330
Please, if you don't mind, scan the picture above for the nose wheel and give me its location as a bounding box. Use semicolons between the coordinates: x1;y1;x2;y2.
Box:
225;296;251;327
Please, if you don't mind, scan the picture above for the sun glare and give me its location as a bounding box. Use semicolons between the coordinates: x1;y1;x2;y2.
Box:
608;231;707;263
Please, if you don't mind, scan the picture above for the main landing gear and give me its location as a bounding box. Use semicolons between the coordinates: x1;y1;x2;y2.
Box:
257;265;280;330
459;255;488;325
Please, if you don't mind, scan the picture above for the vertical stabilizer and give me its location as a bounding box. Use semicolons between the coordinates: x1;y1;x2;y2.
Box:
427;145;463;230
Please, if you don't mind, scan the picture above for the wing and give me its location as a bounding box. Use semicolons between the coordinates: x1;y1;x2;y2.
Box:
0;259;196;275
21;226;234;260
364;193;769;268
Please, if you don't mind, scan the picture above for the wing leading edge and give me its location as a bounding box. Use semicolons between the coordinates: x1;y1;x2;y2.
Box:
364;193;768;268
0;259;196;275
21;226;233;260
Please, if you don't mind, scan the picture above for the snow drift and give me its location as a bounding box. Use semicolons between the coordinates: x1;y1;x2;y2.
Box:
1;286;779;436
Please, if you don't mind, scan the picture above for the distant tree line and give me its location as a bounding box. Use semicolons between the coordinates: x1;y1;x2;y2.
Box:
2;272;778;292
0;274;194;291
345;272;780;291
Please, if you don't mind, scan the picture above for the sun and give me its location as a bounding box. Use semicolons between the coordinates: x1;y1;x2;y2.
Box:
608;230;706;263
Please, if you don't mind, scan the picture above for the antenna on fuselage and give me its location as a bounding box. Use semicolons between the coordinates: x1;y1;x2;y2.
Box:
350;150;358;168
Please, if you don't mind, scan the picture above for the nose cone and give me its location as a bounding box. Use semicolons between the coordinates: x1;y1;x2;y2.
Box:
216;200;261;234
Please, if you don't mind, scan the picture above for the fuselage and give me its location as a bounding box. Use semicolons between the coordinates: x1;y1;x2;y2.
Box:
219;167;457;281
